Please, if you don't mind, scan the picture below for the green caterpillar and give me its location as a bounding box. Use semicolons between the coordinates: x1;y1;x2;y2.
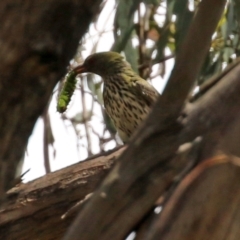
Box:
57;70;78;113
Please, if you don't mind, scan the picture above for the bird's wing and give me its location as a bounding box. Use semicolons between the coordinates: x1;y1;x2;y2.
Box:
131;76;159;106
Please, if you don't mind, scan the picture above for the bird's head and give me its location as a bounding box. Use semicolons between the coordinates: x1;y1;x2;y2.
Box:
74;51;131;77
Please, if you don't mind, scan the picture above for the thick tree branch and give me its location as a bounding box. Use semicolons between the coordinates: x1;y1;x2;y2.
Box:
182;59;240;145
0;147;124;240
136;155;240;240
63;1;227;240
134;59;240;239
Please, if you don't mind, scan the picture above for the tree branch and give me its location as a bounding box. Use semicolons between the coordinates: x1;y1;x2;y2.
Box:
142;155;240;240
0;147;124;240
63;1;227;240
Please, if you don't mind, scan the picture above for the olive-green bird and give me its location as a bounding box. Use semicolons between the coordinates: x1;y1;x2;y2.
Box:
74;51;159;143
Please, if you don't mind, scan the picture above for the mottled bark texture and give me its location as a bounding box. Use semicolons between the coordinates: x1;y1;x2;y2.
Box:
0;0;102;192
0;146;123;240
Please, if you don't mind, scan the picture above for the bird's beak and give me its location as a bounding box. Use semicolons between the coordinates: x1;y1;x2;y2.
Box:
73;64;87;74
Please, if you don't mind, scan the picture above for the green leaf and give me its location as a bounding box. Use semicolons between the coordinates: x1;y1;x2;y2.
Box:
173;0;194;52
112;0;138;72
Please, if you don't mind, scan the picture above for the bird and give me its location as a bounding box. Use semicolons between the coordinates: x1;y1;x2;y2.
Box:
73;51;159;143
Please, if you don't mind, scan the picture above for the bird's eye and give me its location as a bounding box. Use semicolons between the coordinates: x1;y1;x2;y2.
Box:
86;56;96;66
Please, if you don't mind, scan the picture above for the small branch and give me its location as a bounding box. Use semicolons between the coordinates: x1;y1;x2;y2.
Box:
189;58;240;102
42;107;51;174
137;3;146;78
154;54;174;64
80;78;93;157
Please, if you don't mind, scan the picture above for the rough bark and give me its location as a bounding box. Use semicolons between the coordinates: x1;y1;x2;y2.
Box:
63;1;228;239
136;155;240;240
0;147;125;240
0;0;102;192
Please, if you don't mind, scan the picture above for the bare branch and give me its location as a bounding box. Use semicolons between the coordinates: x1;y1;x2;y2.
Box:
80;77;93;157
42;105;52;173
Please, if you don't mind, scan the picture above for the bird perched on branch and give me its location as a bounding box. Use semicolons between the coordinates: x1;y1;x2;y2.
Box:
74;51;159;143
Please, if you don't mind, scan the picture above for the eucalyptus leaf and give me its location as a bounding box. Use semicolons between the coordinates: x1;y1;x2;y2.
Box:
112;0;138;72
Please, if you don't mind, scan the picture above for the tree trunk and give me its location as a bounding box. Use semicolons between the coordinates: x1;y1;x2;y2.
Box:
0;0;102;193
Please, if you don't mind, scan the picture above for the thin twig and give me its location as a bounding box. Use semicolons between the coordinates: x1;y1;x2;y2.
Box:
80;77;93;157
42;106;51;174
138;3;145;78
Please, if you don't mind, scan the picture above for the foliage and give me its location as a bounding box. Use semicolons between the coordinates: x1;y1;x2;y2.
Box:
200;0;240;83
